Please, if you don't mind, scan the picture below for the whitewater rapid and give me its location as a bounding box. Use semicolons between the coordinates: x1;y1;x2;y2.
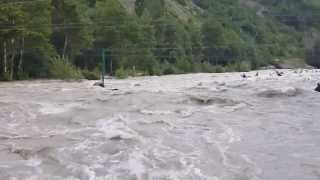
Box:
0;69;319;180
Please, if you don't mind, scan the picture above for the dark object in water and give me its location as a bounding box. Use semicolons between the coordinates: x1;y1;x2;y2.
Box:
189;95;240;106
111;88;119;91
257;88;302;98
93;82;104;87
315;83;320;92
110;135;122;141
241;73;247;78
276;71;284;76
255;72;259;77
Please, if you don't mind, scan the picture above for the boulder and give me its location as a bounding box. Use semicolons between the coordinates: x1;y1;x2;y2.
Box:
93;81;104;87
315;83;320;92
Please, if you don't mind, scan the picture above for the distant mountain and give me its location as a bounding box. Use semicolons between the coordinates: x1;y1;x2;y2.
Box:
2;0;319;81
119;0;320;64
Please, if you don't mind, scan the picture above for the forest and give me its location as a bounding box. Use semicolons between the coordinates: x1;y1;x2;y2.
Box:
0;0;320;81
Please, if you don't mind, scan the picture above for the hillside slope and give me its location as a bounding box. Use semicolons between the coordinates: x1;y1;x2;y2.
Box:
1;0;319;81
120;0;320;64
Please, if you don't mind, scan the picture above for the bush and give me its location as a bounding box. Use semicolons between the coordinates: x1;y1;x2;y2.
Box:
192;62;203;73
48;57;83;80
200;62;216;73
115;67;128;79
175;58;193;73
149;62;163;76
213;65;225;73
238;61;252;72
0;72;12;81
82;68;100;80
305;40;320;68
17;71;29;80
162;65;180;75
226;61;252;72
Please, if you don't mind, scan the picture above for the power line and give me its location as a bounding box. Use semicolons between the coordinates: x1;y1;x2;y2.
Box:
0;22;170;30
0;0;51;5
0;16;178;29
0;18;202;31
1;13;319;31
15;43;281;53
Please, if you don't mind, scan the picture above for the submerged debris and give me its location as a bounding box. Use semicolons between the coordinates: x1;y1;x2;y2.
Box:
189;95;240;107
93;81;104;87
109;135;123;141
276;70;284;76
315;83;320;92
257;87;302;98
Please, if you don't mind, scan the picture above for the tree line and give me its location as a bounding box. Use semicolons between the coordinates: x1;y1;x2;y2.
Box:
0;0;318;81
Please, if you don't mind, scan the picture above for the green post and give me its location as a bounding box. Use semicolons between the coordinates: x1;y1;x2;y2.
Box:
102;48;106;87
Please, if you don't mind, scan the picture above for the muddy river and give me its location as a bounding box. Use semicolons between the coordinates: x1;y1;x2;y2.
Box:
0;70;319;180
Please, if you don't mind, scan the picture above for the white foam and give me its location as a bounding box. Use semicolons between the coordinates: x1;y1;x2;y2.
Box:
127;150;147;179
139;109;173;115
25;157;42;167
39;103;80;115
96;115;139;140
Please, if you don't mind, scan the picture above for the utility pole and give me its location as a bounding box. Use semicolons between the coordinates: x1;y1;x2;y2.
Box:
102;48;106;87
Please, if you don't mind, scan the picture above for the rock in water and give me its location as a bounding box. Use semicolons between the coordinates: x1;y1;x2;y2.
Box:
315;83;320;92
257;87;302;98
110;135;122;141
93;81;104;87
276;70;284;76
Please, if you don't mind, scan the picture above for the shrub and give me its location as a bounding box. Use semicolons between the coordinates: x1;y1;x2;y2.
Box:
115;67;128;79
175;58;193;73
192;62;203;73
48;57;83;80
201;62;216;73
238;61;252;72
149;62;163;76
0;72;12;81
305;40;320;68
82;68;100;80
225;64;237;72
162;64;180;75
17;71;29;80
213;65;225;73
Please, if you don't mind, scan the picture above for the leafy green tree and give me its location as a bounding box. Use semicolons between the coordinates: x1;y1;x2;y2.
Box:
153;16;188;64
135;0;145;17
306;40;320;68
51;0;93;59
0;3;25;80
0;1;52;80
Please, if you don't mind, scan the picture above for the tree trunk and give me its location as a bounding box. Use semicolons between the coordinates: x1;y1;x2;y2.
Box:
3;41;7;73
9;38;15;80
110;58;113;76
62;34;68;59
10;54;15;80
18;37;25;74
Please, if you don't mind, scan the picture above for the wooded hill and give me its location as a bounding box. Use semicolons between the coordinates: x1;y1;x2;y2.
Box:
0;0;319;81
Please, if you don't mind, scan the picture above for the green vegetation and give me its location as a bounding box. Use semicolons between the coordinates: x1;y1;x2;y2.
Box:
115;66;129;79
82;68;100;80
306;40;320;68
48;57;83;80
0;0;319;81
